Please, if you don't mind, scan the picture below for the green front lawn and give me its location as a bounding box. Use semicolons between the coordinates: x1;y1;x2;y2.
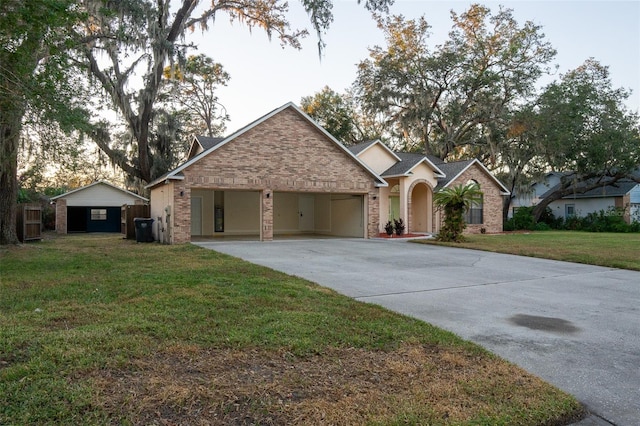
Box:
1;234;583;425
416;230;640;271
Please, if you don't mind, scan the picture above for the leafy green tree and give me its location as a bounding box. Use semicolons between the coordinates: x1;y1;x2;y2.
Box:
530;59;640;221
162;54;230;138
434;183;483;242
301;86;390;145
301;86;357;144
80;0;394;184
492;106;549;221
354;5;556;160
0;0;87;244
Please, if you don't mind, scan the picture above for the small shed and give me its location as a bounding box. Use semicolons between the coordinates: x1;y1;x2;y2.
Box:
51;181;148;234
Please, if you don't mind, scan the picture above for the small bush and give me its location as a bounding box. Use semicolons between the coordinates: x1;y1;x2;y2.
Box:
505;207;537;231
535;222;552;231
559;207;639;233
393;218;405;236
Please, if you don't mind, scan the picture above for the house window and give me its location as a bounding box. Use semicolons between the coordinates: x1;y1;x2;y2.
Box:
565;204;575;218
465;180;483;224
465;198;483;224
90;209;107;220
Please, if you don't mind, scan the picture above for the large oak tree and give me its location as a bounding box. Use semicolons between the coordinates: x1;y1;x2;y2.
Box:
529;59;640;221
80;0;394;184
354;5;556;160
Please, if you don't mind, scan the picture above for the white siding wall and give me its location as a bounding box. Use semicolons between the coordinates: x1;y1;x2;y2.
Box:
64;183;144;207
548;198;614;218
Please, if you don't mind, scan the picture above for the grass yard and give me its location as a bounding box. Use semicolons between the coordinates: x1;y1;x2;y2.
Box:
0;234;583;425
415;231;640;271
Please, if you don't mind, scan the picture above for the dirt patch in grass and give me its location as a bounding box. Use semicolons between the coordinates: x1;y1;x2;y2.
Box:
92;344;583;425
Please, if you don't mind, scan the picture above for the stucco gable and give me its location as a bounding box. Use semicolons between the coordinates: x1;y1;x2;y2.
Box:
354;141;401;175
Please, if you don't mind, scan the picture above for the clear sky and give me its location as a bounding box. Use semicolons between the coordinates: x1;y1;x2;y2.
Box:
188;0;640;133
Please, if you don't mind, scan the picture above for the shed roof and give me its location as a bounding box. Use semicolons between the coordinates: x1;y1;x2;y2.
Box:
50;180;148;202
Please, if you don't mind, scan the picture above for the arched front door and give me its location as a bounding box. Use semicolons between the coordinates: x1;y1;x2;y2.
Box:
410;182;432;233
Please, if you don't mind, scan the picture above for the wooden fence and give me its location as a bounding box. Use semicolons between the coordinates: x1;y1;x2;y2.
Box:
17;204;42;242
121;204;150;239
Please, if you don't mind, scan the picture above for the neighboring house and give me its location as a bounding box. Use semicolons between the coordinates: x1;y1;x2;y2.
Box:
147;102;509;243
510;172;640;224
541;177;640;224
508;172;566;217
52;181;148;234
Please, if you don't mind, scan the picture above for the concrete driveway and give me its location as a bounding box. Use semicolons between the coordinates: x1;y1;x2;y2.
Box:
193;238;640;426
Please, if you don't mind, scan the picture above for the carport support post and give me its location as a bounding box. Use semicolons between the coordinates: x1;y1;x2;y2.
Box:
261;189;273;241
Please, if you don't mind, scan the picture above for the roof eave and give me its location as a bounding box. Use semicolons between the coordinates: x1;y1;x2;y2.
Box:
145;174;184;189
51;180;148;202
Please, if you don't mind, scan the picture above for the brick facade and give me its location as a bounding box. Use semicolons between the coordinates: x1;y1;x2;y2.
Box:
439;163;506;234
622;193;631;224
170;106;380;243
55;198;67;234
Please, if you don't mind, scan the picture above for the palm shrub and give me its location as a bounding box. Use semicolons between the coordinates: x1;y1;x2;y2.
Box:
434;183;483;242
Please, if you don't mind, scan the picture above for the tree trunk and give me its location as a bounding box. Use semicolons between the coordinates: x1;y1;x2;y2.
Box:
532;191;563;222
532;173;630;222
502;195;512;225
0;111;23;245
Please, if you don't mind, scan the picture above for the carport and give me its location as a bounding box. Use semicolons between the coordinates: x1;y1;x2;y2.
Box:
189;189;365;240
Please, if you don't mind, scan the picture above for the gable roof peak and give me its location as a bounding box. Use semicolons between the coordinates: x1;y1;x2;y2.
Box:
146;101;387;189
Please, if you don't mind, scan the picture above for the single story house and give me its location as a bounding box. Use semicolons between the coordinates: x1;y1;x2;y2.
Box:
52;181;148;233
348;140;509;235
510;171;640;223
146;102;509;243
542;178;640;223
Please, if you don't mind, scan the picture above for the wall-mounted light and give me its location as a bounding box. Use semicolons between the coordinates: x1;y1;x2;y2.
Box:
373;195;378;200
180;190;184;197
266;192;271;199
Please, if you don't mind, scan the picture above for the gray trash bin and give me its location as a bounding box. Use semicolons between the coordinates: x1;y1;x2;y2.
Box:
134;218;154;242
